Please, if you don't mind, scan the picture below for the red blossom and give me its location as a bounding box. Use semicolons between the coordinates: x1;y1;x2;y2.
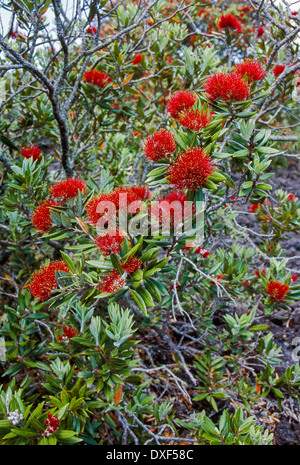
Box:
32;199;61;233
99;270;124;294
229;195;238;206
178;109;212;131
44;413;60;437
235;60;266;83
20;145;42;161
11;31;26;40
142;129;176;161
87;26;97;34
273;64;285;77
50;178;87;201
265;280;289;301
287;193;297;201
217;14;242;33
63;326;77;339
128;185;150;200
290;63;299;75
249;203;261;213
84;69;112;88
205;72;250;101
169;282;181;291
132;53;143;65
167;91;197;119
182;242;195;251
114;185;149;211
257;26;265;37
85;186;149;226
167;147;214;190
29;260;70;302
242;280;251;287
158;190;190;215
85;192;113;226
255;268;267;277
291;274;298;282
194;247;210;258
211;273;224;285
121;256;142;274
150;190;194;228
95;228;125;256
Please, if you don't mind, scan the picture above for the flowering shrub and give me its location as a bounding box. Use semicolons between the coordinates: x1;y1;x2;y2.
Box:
0;0;299;447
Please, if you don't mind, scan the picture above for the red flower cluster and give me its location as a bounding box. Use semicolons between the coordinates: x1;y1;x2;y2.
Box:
11;31;26;40
50;178;87;201
235;60;266;83
255;268;267;277
169;282;181;291
32;199;60;233
217;14;242;33
63;325;77;338
273;64;285;77
129;185;150;201
154;190;194;227
195;246;210;258
178;109;212;131
87;26;97;34
167;91;197;119
29;260;70;302
121;256;142;274
21;145;42;161
85;193;114;226
86;186;148;226
44;413;60;437
167;148;214;190
249;203;261;213
132;53;143;65
142;129;176;162
99;270;124;294
257;26;264;37
265;280;289;301
291;274;298;282
84;69;112;88
182;242;195;251
287;193;297;201
211;273;224;285
58;325;78;341
182;243;210;257
95;228;125;256
205;72;250;101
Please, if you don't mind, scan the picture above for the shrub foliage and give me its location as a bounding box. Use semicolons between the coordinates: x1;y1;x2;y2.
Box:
0;0;299;445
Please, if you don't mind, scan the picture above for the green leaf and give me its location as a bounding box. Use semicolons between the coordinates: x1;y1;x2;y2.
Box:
256;146;278;154
60;251;76;273
249;324;270;331
130;289;148;316
0;134;18;150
